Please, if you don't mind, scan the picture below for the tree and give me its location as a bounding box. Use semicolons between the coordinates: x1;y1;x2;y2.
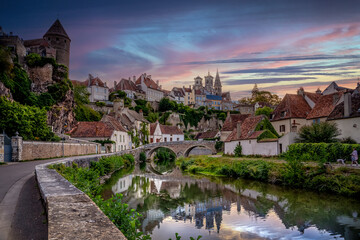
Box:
255;106;274;118
0;47;12;74
296;122;341;143
159;98;173;112
74;85;90;105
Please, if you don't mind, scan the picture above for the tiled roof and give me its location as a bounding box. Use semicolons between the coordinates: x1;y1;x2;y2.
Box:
225;115;264;142
150;123;157;135
327;93;360;120
69;122;115;138
160;125;183;135
24;38;50;47
86;77;107;88
172;87;185;97
135;75;161;90
222;114;251;131
206;95;222;100
271;94;311;121
43;19;70;39
307;92;343;119
183;87;192;93
195;131;219;139
304;92;321;103
71;80;87;86
115;78;137;92
101;115;127;132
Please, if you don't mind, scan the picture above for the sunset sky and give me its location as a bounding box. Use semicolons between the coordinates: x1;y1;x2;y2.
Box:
1;0;360;99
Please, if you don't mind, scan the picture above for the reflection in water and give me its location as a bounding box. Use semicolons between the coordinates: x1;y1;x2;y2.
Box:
105;169;360;240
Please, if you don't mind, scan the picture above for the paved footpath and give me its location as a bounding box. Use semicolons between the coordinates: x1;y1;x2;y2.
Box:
0;159;61;240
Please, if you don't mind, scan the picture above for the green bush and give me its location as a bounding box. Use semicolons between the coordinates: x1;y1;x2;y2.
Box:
286;143;360;162
215;141;224;152
234;144;242;157
139;152;147;163
75;104;102;121
297;122;341;143
154;147;176;165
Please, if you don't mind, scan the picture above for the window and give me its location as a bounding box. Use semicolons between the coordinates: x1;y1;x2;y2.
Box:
164;137;167;142
280;125;285;132
279;144;283;154
170;138;173;141
280;111;286;118
313;119;320;124
64;40;66;43
56;37;59;41
177;138;179;141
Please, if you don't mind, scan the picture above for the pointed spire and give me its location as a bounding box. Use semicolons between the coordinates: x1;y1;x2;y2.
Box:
43;19;70;40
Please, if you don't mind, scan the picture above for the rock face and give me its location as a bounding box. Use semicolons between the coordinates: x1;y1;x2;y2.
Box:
47;89;76;133
27;64;76;134
0;81;12;100
27;63;54;93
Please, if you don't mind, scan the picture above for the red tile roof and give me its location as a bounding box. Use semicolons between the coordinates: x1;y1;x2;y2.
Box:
304;92;321;103
69;122;115;138
225;115;264;141
24;38;50;48
135;75;161;90
160;125;183;135
327;93;360;120
150;123;157;135
183;87;192;93
195;131;219;139
222;114;251;131
306;92;343;119
85;77;107;88
271;94;311;121
114;78;137;92
71;80;87;86
101;115;127;132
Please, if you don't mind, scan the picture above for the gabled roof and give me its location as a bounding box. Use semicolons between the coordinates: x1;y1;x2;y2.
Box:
323;82;351;94
150;123;157;135
69;122;115;138
101;115;127;132
306;92;343;119
115;78;137;92
327;92;360;120
71;80;87;87
206;95;222;101
24;38;50;48
222;114;250;131
271;94;311;121
183;87;192;93
195;131;219;140
171;87;185;97
225;115;264;141
43;19;70;40
84;77;107;88
150;122;183;135
304;91;321;103
135;75;161;90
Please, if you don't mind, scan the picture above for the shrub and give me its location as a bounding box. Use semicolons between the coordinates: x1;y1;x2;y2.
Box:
296;122;341;143
234;144;242;157
154;147;176;165
139;152;147;163
95;101;106;107
215;141;224;152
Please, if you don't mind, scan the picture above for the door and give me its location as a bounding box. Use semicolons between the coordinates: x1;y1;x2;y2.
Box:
3;134;12;162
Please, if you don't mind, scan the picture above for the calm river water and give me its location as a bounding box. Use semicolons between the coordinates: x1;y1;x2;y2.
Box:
102;168;360;240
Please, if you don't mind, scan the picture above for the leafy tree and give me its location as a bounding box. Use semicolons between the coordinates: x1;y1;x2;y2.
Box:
74;84;90;105
234;144;242;157
146;112;159;123
0;97;60;141
159;98;173;112
296;122;341;143
74;104;102;121
0;47;12;74
154;147;176;164
240;84;281;105
255;106;274;118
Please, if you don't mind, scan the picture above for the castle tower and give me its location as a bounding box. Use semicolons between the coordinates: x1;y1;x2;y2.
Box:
194;76;203;90
43;19;71;68
204;72;214;94
214;69;222;96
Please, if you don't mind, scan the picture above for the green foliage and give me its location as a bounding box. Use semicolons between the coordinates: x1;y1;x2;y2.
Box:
239;85;281;105
73;85;90;105
146;112;159;123
0;97;60;141
255;106;274;118
110;90;132;107
341;137;357;144
159;111;171;125
282;158;305;187
95;101;106;107
254;118;279;137
297;122;341;143
74;104;102;121
234;144;242;157
159;98;177;112
0;47;13;74
154;147;176;165
218;112;226;121
215;141;224;152
285;143;360;162
93;139;115;146
140;152;147;163
257;129;278;141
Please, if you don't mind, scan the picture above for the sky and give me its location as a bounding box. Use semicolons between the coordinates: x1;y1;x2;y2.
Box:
1;0;360;99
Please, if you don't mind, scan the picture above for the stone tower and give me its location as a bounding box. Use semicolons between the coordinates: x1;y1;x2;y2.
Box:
43;19;71;68
204;72;214;94
194;76;203;90
214;69;222;96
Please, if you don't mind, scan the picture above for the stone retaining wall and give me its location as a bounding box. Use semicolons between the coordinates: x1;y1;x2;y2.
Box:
35;153;127;240
22;141;99;161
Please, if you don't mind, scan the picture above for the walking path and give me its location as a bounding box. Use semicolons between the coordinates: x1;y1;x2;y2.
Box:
0;159;62;240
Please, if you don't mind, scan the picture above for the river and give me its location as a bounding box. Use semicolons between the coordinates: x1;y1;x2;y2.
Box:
101;167;360;240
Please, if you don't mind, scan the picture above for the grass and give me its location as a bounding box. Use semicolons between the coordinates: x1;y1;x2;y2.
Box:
176;155;360;197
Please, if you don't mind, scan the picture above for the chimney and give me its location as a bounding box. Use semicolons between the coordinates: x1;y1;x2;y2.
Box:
236;122;241;139
114;81;117;89
227;111;230;119
344;91;352;117
139;109;143;117
148;75;151;80
129;77;131;81
189;85;191;90
156;80;159;86
297;87;304;96
133;76;136;82
316;88;321;95
160;85;162;90
141;74;144;82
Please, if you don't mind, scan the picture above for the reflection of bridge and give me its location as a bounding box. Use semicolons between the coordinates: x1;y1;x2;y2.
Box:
122;140;217;162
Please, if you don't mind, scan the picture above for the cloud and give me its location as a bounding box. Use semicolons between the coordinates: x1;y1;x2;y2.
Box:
224;77;317;85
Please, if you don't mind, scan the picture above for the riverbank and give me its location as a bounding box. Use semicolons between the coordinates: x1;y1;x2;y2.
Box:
176;155;360;197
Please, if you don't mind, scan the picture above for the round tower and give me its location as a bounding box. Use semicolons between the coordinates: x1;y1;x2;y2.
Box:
43;19;71;68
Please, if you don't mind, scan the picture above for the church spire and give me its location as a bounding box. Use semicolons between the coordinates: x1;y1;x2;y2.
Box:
214;69;222;96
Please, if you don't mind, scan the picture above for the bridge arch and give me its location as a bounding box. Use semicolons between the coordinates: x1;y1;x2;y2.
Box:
146;146;177;160
183;145;214;157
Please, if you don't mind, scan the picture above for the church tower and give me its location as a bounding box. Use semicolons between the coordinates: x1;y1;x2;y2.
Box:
204;72;214;94
194;76;203;90
214;69;222;96
43;19;71;68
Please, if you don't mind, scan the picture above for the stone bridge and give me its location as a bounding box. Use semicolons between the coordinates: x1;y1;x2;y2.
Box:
124;140;217;162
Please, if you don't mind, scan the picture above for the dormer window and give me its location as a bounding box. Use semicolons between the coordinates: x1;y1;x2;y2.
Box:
280;111;286;118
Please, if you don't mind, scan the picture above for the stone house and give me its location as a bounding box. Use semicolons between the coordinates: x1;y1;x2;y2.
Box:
149;121;184;143
73;75;109;102
135;73;164;102
327;91;360;143
68;121;128;152
170;87;185;104
183;86;194;105
220;112;250;141
112;77;145;100
194;89;206;107
224;115;278;156
234;103;255;115
221;100;234;111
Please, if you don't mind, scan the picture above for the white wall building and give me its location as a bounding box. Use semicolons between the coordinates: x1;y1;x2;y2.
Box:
150;122;184;143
